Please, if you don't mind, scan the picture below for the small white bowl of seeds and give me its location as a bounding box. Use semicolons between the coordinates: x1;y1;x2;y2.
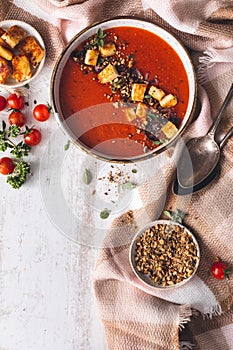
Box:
129;220;200;289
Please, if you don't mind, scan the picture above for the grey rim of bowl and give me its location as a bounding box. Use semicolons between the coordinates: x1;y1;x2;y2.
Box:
129;219;200;289
50;16;198;163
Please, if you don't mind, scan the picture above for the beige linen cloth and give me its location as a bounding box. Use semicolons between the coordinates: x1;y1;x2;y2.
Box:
2;0;233;349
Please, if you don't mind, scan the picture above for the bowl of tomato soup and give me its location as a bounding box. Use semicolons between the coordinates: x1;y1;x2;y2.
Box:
51;17;197;162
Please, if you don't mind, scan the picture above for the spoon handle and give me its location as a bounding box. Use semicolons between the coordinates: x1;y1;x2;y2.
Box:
219;126;233;149
208;83;233;137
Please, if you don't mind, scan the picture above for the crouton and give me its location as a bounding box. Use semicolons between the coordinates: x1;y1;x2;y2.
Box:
125;107;137;122
0;56;12;84
84;49;99;66
12;55;32;82
0;45;13;61
148;86;165;101
136;103;148;120
1;25;26;48
160;94;178;108
0;28;9;47
161;121;178;139
131;83;147;102
99;43;116;57
18;36;45;68
98;63;118;84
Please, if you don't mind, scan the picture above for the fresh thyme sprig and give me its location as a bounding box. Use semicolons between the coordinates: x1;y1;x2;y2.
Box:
0;121;31;159
93;28;106;47
7;160;31;189
0;121;32;189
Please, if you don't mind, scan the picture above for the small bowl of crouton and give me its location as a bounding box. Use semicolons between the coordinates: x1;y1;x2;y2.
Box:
129;220;200;289
0;20;45;88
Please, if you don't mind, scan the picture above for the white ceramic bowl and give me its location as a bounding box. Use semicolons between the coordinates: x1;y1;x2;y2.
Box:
51;17;197;162
129;219;200;289
0;20;46;89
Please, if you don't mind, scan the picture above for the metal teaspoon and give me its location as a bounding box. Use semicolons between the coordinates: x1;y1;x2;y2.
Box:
177;83;233;188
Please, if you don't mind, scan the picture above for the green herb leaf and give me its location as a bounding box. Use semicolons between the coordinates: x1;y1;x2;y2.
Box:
10;142;31;159
144;95;151;99
47;103;52;113
153;140;162;145
98;38;104;47
122;181;136;190
8;125;21;138
0;140;8;152
97;28;106;38
160;138;168;144
147;111;158;122
164;209;187;224
24;125;34;136
2;120;6;131
132;168;137;173
100;209;110;219
82;168;92;185
93;38;98;45
7;160;31;189
64;140;70;151
24;83;30;89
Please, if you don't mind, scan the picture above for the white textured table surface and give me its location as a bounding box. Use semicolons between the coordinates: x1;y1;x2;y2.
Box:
0;65;110;350
0;63;173;350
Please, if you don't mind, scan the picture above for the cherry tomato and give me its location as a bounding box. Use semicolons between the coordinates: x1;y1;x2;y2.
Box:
211;261;229;280
33;104;51;122
8;111;26;127
24;128;42;146
7;93;25;110
0;157;15;175
0;95;7;111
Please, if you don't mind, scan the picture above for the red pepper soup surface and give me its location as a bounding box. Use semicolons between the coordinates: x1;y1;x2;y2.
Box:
59;26;189;159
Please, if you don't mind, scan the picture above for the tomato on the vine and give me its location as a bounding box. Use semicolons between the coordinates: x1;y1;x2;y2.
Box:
33;104;51;122
24;128;42;146
0;157;15;175
211;261;230;280
8;111;26;127
7;93;25;110
0;96;7;111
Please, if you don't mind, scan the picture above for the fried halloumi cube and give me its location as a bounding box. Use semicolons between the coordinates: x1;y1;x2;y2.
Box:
131;83;147;102
0;57;12;83
136;103;147;120
12;55;32;82
98;63;118;84
0;28;9;47
148;85;165;101
84;49;99;66
1;25;26;48
124;107;137;122
161;121;178;139
0;45;13;61
160;94;178;108
18;36;45;68
99;43;116;57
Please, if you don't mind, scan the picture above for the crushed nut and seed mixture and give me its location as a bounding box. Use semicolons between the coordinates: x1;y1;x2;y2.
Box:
134;223;199;287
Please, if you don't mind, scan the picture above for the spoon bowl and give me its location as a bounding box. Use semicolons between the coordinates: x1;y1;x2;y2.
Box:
177;135;220;187
173;126;233;195
177;83;233;189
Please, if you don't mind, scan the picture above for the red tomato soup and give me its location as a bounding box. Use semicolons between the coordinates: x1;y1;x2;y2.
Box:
59;26;189;159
